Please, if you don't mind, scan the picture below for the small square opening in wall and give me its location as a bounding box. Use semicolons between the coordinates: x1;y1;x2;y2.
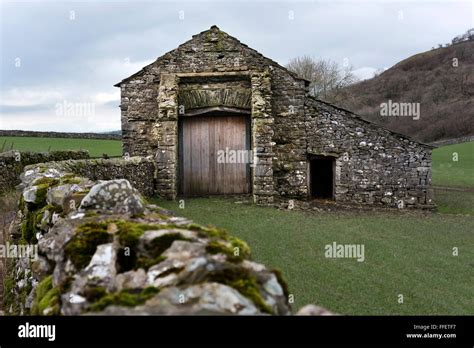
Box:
309;156;335;199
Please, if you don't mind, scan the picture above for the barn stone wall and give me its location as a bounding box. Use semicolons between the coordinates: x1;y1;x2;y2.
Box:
271;70;308;199
119;64;160;158
117;26;433;209
118;26;308;204
305;98;434;208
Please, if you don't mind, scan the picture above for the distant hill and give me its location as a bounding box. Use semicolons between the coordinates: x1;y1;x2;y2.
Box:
340;40;474;143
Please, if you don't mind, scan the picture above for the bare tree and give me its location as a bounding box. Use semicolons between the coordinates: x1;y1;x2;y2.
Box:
286;55;357;103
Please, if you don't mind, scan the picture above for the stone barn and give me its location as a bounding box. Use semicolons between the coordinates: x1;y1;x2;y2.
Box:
115;26;434;209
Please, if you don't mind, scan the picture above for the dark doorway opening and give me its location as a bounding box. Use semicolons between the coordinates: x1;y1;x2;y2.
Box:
309;156;335;199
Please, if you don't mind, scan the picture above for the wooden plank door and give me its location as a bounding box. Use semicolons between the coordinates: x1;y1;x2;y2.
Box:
181;115;249;196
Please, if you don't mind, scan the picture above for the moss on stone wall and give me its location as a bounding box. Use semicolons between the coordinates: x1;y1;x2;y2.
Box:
0;150;89;194
192;224;251;261
64;222;113;269
7;156;292;315
3;269;18;315
206;241;243;263
271;268;290;299
115;220;189;271
31;275;60;315
207;267;272;314
87;287;160;312
20;210;37;244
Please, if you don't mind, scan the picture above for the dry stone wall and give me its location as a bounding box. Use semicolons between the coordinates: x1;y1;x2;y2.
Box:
36;157;157;197
3;161;301;316
0;150;90;194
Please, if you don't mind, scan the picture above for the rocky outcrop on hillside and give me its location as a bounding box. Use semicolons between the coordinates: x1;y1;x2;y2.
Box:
3;162;295;315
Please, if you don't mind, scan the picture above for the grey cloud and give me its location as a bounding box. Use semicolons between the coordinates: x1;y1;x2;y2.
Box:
1;0;472;131
0;104;54;113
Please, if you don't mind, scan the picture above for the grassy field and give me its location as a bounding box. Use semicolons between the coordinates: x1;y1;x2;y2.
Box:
432;141;474;215
154;198;473;315
434;188;474;215
152;141;474;315
1;135;472;314
432;141;474;188
0;136;122;158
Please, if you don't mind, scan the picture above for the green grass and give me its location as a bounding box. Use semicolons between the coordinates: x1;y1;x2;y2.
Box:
149;141;474;315
0;136;122;157
154;197;474;315
434;188;474;215
432;141;474;188
432;141;474;215
1;135;471;314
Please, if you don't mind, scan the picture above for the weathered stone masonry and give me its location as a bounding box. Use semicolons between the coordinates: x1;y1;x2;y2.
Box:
0;150;90;194
4;159;335;315
116;25;433;208
305;98;433;207
3;161;301;315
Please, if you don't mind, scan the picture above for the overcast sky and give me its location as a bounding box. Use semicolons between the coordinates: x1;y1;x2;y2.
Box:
0;0;472;132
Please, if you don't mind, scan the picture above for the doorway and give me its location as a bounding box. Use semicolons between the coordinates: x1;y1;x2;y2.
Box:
179;114;250;196
309;156;335;199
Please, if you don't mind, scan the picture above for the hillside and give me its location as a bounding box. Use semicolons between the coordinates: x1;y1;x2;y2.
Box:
340;40;474;143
